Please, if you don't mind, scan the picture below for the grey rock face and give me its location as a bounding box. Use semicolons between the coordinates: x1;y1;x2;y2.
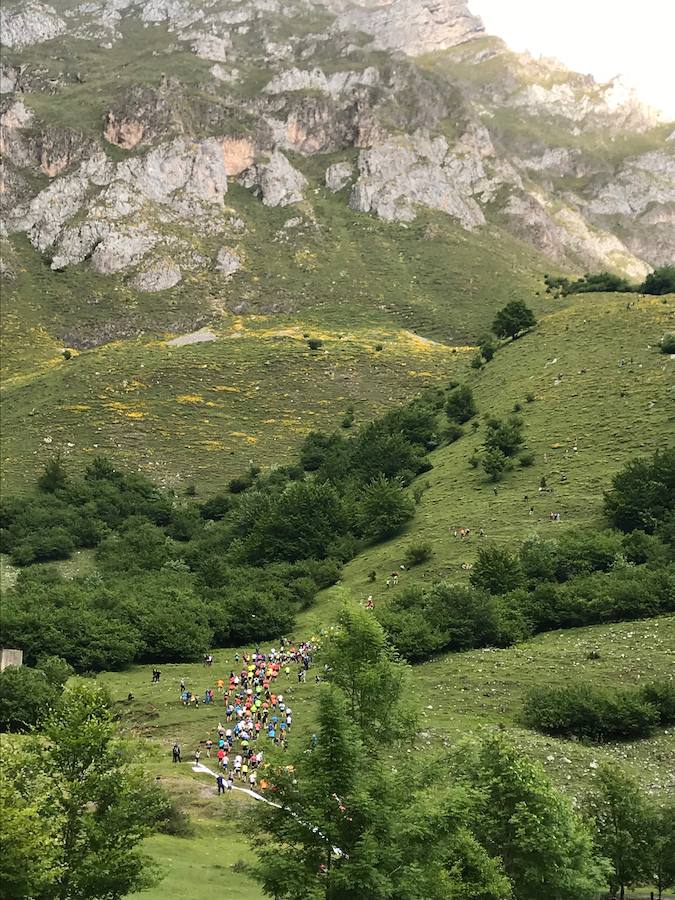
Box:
350;135;486;228
91;226;160;274
325;161;353;191
132;259;182;291
328;0;484;55
264;66;379;96
0;2;66;49
241;150;307;207
215;247;241;276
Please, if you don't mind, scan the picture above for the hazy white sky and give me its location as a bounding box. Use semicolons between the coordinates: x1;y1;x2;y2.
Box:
469;0;675;119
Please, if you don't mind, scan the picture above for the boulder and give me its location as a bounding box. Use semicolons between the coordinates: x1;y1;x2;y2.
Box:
325;161;353;192
242;150;307;207
132;259;182;291
215;247;241;277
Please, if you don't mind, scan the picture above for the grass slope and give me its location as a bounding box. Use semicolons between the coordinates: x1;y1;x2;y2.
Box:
309;292;674;613
96;617;674;900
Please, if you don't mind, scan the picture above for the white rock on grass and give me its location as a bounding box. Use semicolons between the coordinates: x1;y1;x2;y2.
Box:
215;247;241;277
325;161;353;192
131;259;182;292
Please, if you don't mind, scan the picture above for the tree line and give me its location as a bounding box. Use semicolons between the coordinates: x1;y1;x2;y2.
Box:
377;447;674;661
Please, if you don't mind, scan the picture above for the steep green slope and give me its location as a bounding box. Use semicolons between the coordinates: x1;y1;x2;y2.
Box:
304;291;674;618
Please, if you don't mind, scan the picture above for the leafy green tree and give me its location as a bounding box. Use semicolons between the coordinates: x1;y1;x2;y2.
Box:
357;475;414;541
25;682;166;900
587;764;652;900
246;480;349;563
0;769;59;898
471;545;525;595
604;448;675;533
492;301;537;339
469;736;607;900
484;415;525;457
0;665;62;732
322;606;410;743
647;803;675;899
482;447;508;482
641;265;675;295
446;384;477;424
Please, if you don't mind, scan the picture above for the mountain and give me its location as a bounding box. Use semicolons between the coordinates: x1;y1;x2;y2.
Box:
1;0;673;488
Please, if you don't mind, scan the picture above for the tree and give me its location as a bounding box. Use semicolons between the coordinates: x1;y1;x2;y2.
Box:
482;447;508;482
0;664;62;732
484;415;525;457
0;768;59;898
446;385;477;424
641;265;675;295
357;475;414;541
587;764;652;899
647;803;675;900
471;545;524;595
603;448;675;533
469;736;607;900
492;301;537;340
20;682;167;900
38;455;69;493
322;606;410;743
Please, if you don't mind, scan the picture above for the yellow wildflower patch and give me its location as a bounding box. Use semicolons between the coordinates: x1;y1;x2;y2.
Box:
212;385;241;393
176;394;204;404
126;411;146;419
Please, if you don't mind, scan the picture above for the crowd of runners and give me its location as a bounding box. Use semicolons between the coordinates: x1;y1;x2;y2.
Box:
170;639;320;794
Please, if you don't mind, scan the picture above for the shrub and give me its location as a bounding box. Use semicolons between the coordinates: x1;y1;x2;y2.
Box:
341;405;355;429
228;475;252;494
660;333;675;354
307;338;323;350
525;392;536;403
358;476;414;541
512;402;523;412
404;541;433;567
469;454;480;469
63;349;72;360
446;385;477;424
374;343;383;352
522;682;662;742
604;448;675;533
484;415;525;457
444;423;464;444
479;338;497;361
518;450;536;468
642;265;675;295
184;483;197;497
470;353;483;369
482;448;508;482
471;545;524;595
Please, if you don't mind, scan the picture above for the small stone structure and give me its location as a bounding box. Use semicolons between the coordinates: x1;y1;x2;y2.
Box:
0;648;23;671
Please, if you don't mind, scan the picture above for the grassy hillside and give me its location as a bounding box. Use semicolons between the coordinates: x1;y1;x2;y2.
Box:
306;291;674;614
2;186;554;492
96;615;674;900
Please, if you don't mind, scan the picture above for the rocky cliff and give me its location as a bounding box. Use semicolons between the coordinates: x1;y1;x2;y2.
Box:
1;0;672;293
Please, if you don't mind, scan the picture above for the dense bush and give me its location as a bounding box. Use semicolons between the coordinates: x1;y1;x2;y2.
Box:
403;541;433;567
0;656;72;732
642;265;675;296
522;681;674;742
545;272;634;296
660;333;675;354
603;447;675;534
445;385;477;424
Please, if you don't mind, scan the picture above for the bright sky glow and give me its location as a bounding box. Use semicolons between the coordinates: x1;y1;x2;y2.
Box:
469;0;675;120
